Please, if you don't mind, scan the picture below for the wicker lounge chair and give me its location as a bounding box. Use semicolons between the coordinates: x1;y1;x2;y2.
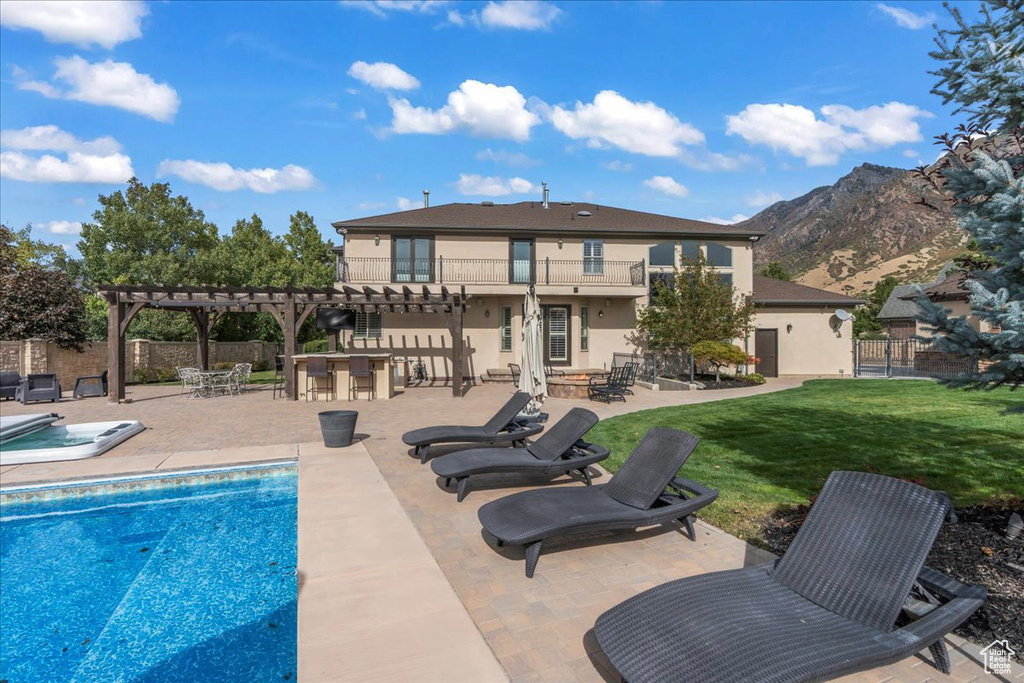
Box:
594;471;986;683
478;428;716;577
402;391;544;463
430;408;609;502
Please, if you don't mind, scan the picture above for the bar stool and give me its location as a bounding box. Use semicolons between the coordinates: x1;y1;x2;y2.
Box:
272;355;286;399
306;356;334;402
349;355;375;401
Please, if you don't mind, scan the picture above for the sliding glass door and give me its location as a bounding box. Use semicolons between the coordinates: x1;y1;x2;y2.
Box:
393;237;433;282
509;239;534;284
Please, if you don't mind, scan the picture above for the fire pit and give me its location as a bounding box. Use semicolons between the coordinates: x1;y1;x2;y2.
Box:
546;369;609;400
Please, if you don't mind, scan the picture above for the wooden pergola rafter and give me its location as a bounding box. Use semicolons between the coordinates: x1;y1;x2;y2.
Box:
98;283;469;403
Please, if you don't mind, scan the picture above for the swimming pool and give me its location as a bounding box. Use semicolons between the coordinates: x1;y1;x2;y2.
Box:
0;465;297;682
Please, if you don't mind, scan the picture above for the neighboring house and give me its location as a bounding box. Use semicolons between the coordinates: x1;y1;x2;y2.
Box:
877;283;927;338
879;269;992;338
331;197;862;380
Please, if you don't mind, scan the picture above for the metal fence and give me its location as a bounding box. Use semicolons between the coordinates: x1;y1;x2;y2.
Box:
852;339;977;379
612;351;694;383
338;257;646;287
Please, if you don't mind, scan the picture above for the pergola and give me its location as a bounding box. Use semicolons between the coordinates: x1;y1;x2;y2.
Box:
98;284;469;403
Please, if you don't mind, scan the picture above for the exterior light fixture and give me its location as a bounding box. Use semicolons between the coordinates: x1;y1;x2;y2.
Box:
484;309;491;318
598;310;604;318
558;238;563;249
786;323;793;333
749;235;760;242
374;235;380;246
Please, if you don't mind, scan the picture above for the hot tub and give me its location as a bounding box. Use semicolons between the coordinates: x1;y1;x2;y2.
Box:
0;414;145;466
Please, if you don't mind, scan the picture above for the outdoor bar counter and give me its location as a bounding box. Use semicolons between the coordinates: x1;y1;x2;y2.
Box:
292;352;395;401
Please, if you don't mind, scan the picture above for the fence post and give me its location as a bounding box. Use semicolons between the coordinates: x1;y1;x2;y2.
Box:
853;340;859;378
885;339;892;377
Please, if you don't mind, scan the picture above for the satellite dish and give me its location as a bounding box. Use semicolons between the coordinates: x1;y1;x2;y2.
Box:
834;309;853;321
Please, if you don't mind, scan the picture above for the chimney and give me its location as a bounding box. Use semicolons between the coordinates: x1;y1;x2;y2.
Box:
423;190;430;208
542;181;549;209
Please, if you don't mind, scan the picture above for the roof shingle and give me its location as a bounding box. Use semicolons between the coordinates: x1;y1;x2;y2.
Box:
752;276;864;306
332;201;765;238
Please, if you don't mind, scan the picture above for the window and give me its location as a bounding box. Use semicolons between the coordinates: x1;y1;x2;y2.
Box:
707;242;732;268
718;273;734;287
509;239;534;284
500;306;513;352
354;312;382;339
649;272;675;303
583;240;604;275
649;241;675;267
580;306;589;351
680;240;701;262
393;237;433;283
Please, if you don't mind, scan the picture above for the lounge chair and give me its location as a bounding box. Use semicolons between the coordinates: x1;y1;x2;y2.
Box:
594;471;986;683
430;408;609;502
402;391;545;464
477;428;717;577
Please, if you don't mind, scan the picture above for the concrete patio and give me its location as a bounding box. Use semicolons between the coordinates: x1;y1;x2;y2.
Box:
1;380;1014;682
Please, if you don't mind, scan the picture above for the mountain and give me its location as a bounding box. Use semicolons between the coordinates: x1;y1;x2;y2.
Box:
742;162;964;294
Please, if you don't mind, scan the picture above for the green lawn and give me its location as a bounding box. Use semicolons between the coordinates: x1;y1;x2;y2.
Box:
587;380;1024;542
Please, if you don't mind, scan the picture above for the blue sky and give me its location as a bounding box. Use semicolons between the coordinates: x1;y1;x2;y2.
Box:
0;0;970;253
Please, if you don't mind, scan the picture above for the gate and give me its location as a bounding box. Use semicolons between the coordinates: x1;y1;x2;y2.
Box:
853;339;977;379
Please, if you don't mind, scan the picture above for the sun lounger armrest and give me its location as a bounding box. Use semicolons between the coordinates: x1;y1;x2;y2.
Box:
562;441;610;462
667;477;718;501
886;569;986;650
501;421;544;439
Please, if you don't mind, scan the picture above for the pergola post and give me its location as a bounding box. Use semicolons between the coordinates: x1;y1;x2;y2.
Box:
284;294;297;400
447;295;465;397
190;309;210;371
107;299;126;403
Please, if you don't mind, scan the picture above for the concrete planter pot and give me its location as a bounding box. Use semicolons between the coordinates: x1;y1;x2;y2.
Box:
318;410;358;448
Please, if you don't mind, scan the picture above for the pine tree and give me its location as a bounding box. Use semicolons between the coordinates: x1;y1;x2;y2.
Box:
914;1;1024;391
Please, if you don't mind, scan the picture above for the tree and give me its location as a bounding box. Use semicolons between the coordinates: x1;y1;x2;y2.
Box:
759;261;792;281
635;251;756;353
78;178;220;287
914;1;1024;390
691;341;750;383
285;210;334;286
0;225;86;349
853;275;900;337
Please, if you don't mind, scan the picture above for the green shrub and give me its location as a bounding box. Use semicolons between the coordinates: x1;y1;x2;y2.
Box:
303;339;329;353
691;340;750;382
743;372;767;385
212;361;235;370
252;359;270;372
132;367;179;384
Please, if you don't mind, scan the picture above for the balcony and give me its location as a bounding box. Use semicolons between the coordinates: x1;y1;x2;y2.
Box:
337;257;646;288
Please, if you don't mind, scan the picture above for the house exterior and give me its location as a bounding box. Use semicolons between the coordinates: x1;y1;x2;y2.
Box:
331;199;862;381
878;270;991;338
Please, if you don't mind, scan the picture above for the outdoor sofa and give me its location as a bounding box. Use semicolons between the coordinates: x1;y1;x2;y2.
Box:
430;407;609;502
402;391;544;463
594;471;986;683
0;372;19;401
17;373;62;404
478;428;717;577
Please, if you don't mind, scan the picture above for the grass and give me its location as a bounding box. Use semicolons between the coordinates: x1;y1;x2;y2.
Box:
149;369;278;387
587;379;1024;542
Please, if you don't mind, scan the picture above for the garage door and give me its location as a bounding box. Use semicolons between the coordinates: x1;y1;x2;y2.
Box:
755;329;778;377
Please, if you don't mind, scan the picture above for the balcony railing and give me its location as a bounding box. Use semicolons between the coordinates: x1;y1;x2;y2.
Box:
337;257;646;287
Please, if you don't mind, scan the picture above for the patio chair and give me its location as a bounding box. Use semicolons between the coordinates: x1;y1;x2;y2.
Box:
594;471;986;683
17;373;62;404
545;364;565;378
0;371;20;401
73;370;108;398
272;355;286;399
477;428;716;577
180;368;207;399
306;356;334;402
622;361;639;395
507;362;521;389
348;355;374;401
430;408;609;502
588;365;629;403
176;367;197;396
232;363;252;393
402;391;545;464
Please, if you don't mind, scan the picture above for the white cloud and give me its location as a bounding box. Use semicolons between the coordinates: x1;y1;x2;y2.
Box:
478;1;561;30
725;101;931;165
0;0;147;49
445;9;466;25
353;108;367;120
339;1;449;18
1;151;133;183
875;3;934;29
548;90;704;157
389;80;540;141
455;173;535;196
18;56;180;122
72;197;87;206
643;175;689;198
700;214;750;225
0;125;122;155
902;148;918;158
396;196;418;210
746;190;784;208
602;160;633;172
37;220;83;235
347;61;420;91
475;148;540;167
157;160;317;193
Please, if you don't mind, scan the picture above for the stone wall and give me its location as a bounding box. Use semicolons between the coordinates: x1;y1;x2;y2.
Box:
0;339;277;391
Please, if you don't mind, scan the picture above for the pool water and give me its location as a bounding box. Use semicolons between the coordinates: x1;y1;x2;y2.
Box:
0;469;297;682
0;425;102;451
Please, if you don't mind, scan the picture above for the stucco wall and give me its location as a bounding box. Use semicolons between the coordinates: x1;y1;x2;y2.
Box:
751;307;855;376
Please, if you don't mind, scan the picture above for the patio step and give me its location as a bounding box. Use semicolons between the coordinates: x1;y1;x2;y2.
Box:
480;369;514;384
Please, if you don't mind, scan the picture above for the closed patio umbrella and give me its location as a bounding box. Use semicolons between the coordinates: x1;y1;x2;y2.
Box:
519;285;546;416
